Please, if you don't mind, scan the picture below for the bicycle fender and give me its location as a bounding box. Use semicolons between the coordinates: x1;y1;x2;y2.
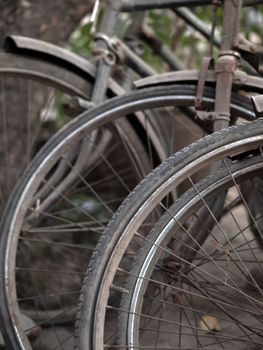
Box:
134;69;263;93
4;35;96;77
3;35;124;96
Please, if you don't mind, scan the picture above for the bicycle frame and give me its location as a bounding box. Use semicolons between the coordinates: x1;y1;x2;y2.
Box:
61;0;263;215
90;0;180;104
89;0;219;104
90;0;262;108
172;0;247;264
213;0;242;131
121;0;263;11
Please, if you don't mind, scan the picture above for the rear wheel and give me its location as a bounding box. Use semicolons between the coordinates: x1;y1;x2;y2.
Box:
0;53;153;349
0;52;93;215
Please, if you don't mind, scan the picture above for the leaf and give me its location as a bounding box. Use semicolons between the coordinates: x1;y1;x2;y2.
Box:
199;315;221;332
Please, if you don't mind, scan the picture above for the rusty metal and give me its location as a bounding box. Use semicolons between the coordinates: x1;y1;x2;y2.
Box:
235;37;263;74
121;0;263;12
220;1;241;51
2;35;125;98
92;33;120;66
121;0;216;12
209;0;221;56
4;35;98;77
195;57;214;110
134;69;263;92
94;35;156;76
90;0;122;104
212;0;242;131
93;33;120;55
92;48;117;65
215;52;239;76
135;70;208;88
213;53;239;130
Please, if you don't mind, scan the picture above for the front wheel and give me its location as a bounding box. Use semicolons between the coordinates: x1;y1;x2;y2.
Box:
119;153;263;349
75;120;263;350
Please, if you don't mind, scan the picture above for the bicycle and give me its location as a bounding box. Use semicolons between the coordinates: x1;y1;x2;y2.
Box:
0;0;260;217
0;3;159;215
68;1;263;349
0;7;180;350
0;6;207;345
1;0;263;349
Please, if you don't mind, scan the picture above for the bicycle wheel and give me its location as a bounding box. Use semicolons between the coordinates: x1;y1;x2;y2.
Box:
0;48;210;348
119;154;263;349
0;52;157;349
0;84;254;350
75;120;263;349
0;52;188;216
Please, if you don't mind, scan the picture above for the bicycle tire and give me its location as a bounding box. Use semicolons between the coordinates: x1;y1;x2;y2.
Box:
0;52;181;217
0;52;93;99
0;52;151;212
75;119;263;350
0;52;151;349
0;84;254;350
118;154;263;349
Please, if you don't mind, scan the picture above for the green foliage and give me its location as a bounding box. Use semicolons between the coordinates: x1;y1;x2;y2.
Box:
68;7;177;72
67;3;263;69
242;6;263;43
147;10;174;47
53;92;71;128
69;20;94;57
141;10;175;72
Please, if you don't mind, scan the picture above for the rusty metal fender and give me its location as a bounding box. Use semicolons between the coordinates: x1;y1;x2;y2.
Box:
4;35;96;77
134;69;263;93
3;35;124;96
5;36;263;96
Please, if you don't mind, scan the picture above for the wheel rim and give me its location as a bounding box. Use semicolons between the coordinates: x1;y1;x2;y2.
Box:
83;126;263;349
126;157;263;349
2;86;225;349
